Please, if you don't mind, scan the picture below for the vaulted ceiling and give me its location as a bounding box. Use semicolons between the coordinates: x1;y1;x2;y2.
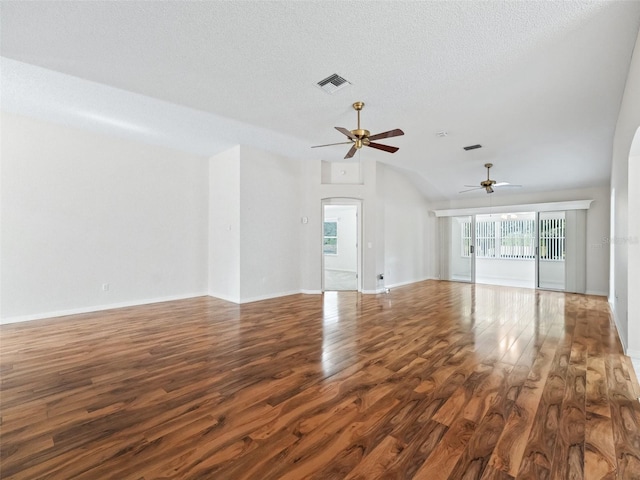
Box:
2;1;640;200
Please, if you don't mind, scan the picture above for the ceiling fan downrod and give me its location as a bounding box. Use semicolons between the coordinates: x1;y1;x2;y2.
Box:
352;102;369;149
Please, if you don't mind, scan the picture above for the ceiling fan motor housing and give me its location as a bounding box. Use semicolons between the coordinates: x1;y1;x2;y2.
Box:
351;129;370;138
352;129;370;149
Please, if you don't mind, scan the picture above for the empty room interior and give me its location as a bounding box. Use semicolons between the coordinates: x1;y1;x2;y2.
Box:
2;2;640;479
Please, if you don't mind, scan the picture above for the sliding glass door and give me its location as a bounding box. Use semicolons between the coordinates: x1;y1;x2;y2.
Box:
441;216;475;283
438;207;586;292
537;211;566;290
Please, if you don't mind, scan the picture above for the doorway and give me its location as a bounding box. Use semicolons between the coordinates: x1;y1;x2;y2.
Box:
537;211;566;290
322;201;360;291
441;211;566;291
475;212;536;288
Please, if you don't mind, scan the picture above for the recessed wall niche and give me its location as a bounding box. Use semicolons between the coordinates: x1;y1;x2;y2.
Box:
321;160;363;185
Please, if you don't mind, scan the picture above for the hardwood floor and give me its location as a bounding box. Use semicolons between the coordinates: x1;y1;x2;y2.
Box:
1;280;639;479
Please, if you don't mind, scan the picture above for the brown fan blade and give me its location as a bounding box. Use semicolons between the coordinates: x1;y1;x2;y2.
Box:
311;141;353;148
366;142;399;153
335;127;356;140
344;144;358;159
368;129;404;141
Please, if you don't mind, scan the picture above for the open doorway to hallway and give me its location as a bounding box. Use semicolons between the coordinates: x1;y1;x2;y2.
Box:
322;203;359;291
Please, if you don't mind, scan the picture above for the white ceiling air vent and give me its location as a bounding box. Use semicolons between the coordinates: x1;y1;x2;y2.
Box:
317;74;351;94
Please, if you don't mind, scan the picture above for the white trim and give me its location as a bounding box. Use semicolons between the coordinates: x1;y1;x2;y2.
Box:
208;291;241;303
610;299;628;352
433;200;594;217
627;348;640;361
209;290;303;304
366;277;440;293
0;292;208;325
301;289;323;295
386;277;432;289
586;290;609;297
238;290;303;304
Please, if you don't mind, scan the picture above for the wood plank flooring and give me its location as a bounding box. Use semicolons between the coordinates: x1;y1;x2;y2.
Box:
1;280;639;479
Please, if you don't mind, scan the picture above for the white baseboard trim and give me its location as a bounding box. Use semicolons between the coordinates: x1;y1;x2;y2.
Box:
239;290;303;304
586;290;608;297
208;290;305;305
627;348;640;361
386;277;432;289
207;291;240;303
300;290;322;295
609;299;628;353
361;288;387;294
210;289;308;304
0;292;208;325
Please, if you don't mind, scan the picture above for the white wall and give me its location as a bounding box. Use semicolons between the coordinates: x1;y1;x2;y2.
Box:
239;146;301;302
299;159;324;294
321;161;362;185
1;113;209;322
207;145;302;303
299;159;435;294
208;146;241;302
299;159;383;293
476;259;536;288
611;26;640;354
629;148;640;360
379;165;432;288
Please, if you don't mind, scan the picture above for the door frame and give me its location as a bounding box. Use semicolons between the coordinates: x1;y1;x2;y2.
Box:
536;210;567;292
321;198;362;292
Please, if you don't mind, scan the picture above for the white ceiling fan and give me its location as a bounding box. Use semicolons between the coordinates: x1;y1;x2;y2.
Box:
460;163;522;194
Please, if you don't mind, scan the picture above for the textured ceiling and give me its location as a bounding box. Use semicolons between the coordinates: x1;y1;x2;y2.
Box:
2;1;640;200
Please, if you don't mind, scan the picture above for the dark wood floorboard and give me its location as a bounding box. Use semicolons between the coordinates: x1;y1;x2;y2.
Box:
1;280;639;479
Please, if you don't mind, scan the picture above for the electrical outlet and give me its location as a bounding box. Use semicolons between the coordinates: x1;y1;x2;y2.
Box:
102;283;110;292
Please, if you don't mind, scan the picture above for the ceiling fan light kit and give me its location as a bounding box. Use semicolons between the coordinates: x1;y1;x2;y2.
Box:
311;102;404;159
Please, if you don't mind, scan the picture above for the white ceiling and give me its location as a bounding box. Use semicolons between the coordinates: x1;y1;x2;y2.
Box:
2;1;640;200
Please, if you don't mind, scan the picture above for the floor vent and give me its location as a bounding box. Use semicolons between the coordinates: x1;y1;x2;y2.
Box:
317;74;351;94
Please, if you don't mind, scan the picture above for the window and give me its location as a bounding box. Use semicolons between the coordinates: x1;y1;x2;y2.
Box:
461;221;472;257
461;217;538;259
323;220;338;254
540;218;565;260
500;219;535;259
461;221;497;258
475;221;496;258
